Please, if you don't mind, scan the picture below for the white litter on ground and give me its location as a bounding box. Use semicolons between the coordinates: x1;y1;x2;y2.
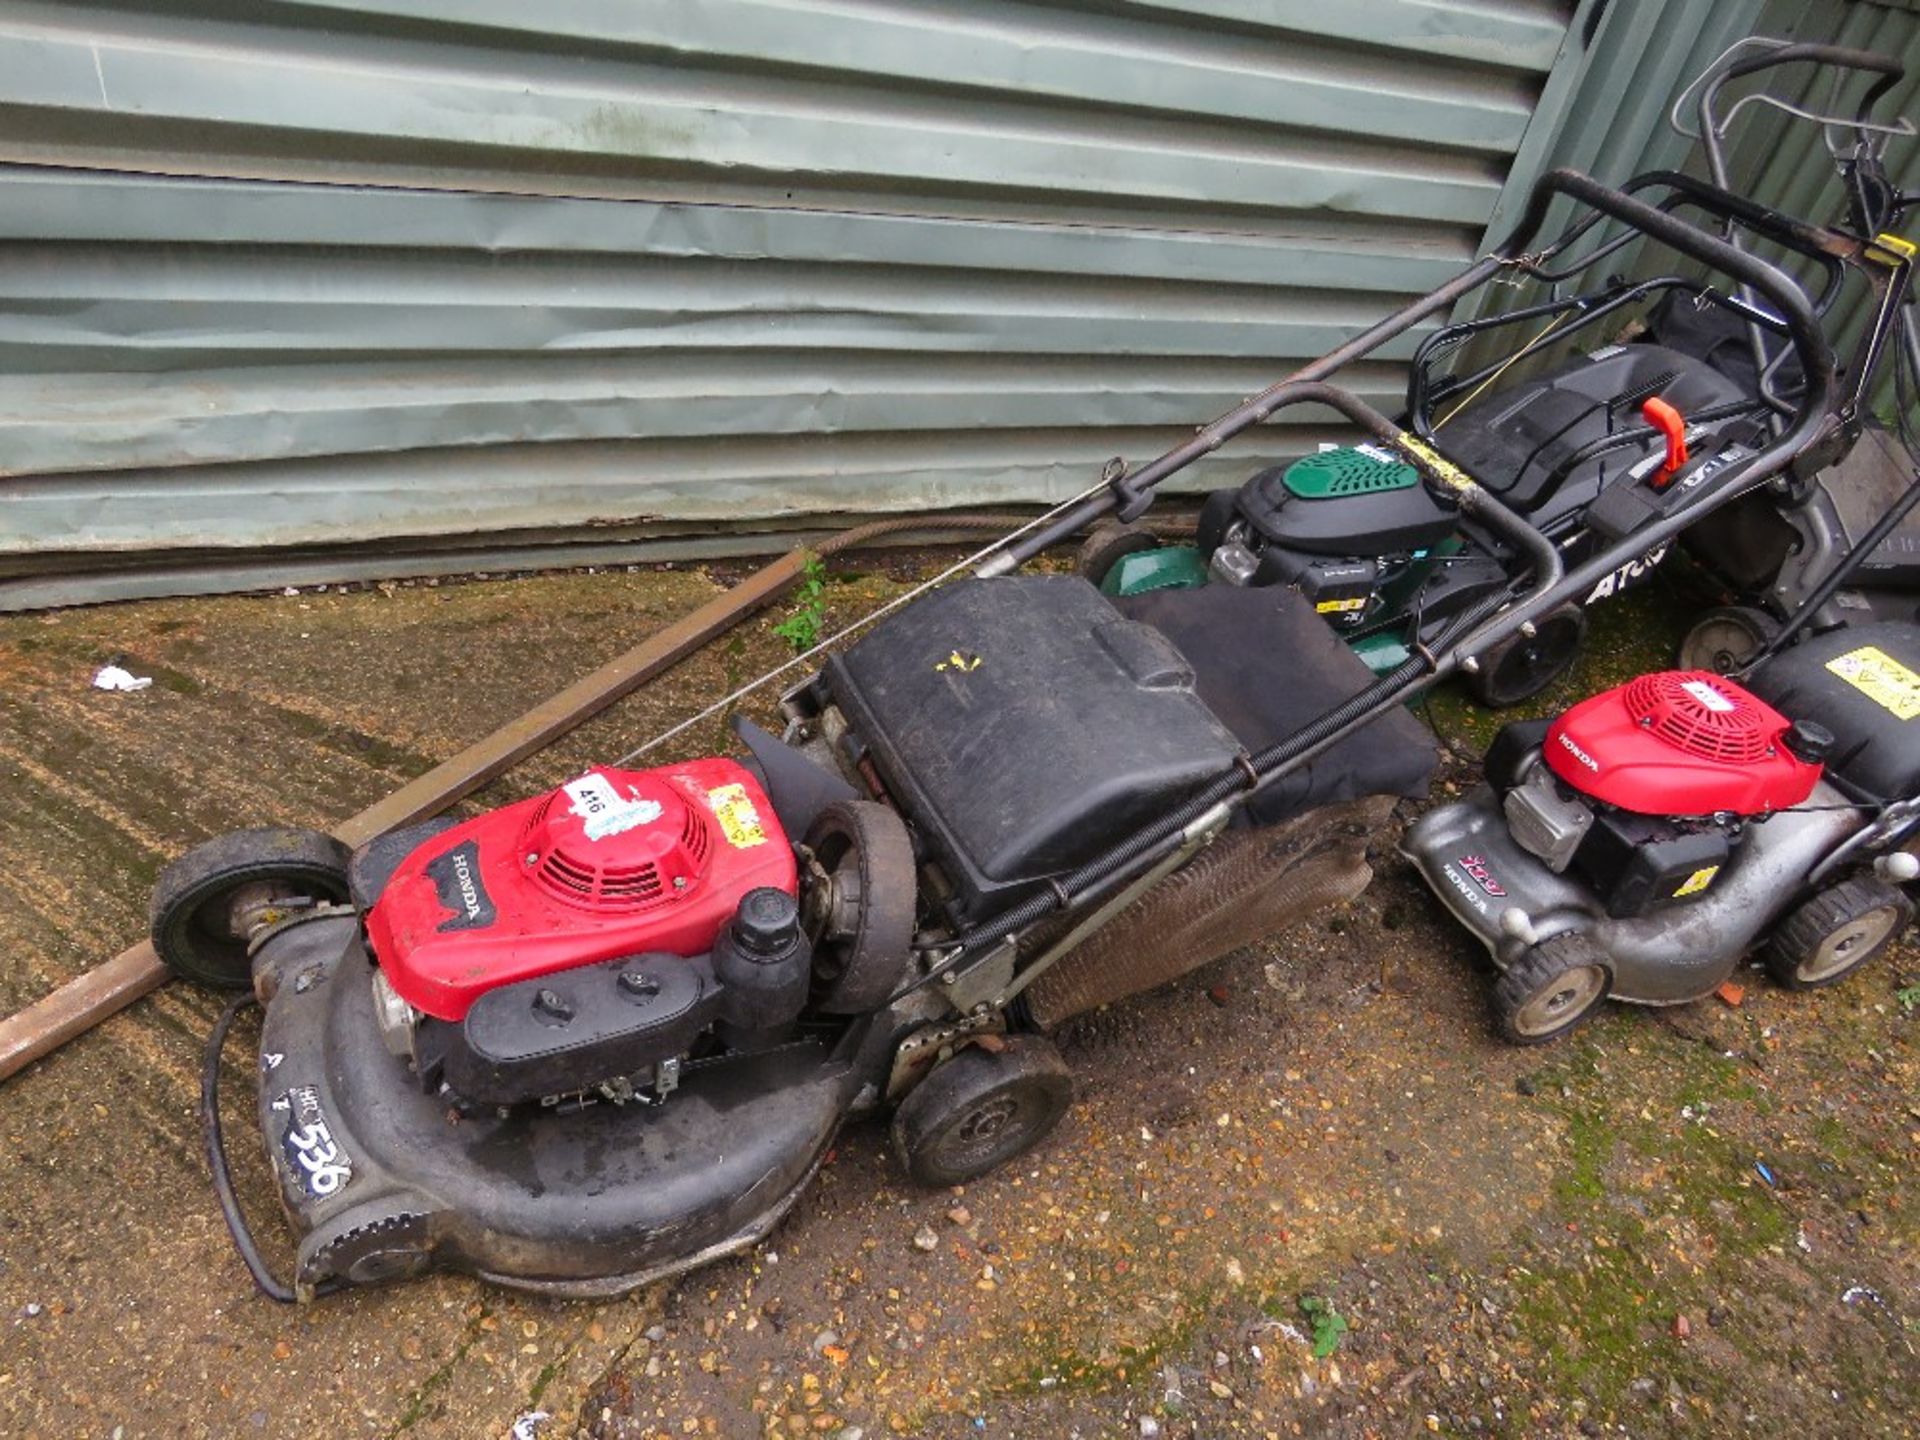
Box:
91;665;152;692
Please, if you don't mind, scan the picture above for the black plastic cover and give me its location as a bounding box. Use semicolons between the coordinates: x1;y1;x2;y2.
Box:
427;952;723;1106
1485;719;1552;794
1746;620;1920;803
1235;460;1456;557
1648;287;1805;401
730;715;859;839
348;819;458;912
1439;343;1750;520
1570;811;1730;919
1110;583;1437;827
826;577;1243;922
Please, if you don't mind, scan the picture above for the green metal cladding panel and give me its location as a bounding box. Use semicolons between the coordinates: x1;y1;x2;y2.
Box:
0;0;1581;599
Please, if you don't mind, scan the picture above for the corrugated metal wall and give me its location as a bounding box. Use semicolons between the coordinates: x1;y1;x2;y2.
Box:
0;0;1577;602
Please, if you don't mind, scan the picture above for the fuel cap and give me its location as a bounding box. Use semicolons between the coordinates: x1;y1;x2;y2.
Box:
732;887;800;955
1783;719;1835;764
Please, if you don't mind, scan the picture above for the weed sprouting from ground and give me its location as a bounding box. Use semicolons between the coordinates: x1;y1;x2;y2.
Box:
1298;1294;1349;1358
772;553;828;653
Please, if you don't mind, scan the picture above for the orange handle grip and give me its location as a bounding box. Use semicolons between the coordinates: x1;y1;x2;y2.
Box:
1641;396;1687;488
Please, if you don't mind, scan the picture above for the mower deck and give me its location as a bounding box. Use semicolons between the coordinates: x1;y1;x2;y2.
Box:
241;913;870;1298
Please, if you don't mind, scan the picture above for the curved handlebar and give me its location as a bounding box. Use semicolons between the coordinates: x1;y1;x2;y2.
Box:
1499;168;1837;449
1713;43;1904;127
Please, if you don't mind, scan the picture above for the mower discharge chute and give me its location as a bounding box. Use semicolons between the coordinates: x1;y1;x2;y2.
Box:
155;169;1839;1301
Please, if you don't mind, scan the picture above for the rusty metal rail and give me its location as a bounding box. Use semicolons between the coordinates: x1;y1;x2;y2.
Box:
0;516;1025;1083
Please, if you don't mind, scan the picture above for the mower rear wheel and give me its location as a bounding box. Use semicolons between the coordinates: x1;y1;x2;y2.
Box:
1677;605;1779;675
1765;877;1911;990
1076;520;1159;588
151;827;352;990
802;800;918;1013
1465;605;1587;709
891;1036;1073;1188
1492;932;1611;1045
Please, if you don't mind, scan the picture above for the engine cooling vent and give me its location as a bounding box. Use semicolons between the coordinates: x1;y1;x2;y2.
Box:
521;790;709;911
1280;447;1418;499
1621;671;1773;764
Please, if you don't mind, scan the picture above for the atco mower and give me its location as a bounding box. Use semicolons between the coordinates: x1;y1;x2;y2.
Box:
1090;43;1916;709
155;170;1849;1300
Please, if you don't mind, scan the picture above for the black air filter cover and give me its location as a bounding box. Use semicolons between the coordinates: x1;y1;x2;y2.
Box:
1745;621;1920;803
827;577;1242;923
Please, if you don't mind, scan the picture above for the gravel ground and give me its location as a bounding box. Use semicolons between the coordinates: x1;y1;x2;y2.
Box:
0;554;1913;1440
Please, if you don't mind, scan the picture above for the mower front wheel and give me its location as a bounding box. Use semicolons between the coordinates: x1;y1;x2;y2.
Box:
151;827;352;990
1765;876;1911;990
1465;605;1587;709
892;1036;1073;1188
1492;932;1611;1045
1076;520;1160;589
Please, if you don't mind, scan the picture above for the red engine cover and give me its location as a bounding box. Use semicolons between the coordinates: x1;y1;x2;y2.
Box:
1543;670;1821;816
367;758;795;1020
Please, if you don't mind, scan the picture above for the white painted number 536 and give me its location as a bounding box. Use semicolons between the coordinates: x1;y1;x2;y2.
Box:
287;1121;352;1196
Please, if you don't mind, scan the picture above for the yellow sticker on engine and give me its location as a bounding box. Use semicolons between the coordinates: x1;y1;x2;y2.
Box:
706;783;768;848
1673;866;1720;898
1315;597;1367;614
1825;645;1920;720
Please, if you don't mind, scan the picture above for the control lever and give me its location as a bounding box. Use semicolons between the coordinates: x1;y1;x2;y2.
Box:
1641;397;1688;488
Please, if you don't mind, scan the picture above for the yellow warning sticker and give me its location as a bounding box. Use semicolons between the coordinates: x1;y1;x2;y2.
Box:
1825;645;1920;720
1673;866;1720;898
1315;597;1367;614
706;783;768;848
1393;433;1476;494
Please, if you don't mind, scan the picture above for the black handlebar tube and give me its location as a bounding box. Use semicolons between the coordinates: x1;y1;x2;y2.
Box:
975;253;1508;575
1704;43;1904;144
1524;170;1856;290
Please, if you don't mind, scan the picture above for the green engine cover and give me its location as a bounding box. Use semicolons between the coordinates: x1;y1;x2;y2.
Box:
1281;446;1419;499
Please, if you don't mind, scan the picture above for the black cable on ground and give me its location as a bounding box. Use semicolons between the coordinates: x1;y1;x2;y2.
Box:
201;994;342;1304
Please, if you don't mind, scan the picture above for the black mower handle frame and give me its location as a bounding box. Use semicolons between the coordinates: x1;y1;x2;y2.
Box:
983;168;1838;576
930;169;1843;990
1685;41;1909;423
1407;165;1895;453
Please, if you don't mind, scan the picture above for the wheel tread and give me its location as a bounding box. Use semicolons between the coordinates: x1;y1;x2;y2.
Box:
1491;931;1610;1046
1764;876;1910;990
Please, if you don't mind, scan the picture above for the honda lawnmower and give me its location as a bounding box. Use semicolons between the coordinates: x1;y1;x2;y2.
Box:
154;171;1840;1300
1090;42;1913;710
1406;615;1920;1042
